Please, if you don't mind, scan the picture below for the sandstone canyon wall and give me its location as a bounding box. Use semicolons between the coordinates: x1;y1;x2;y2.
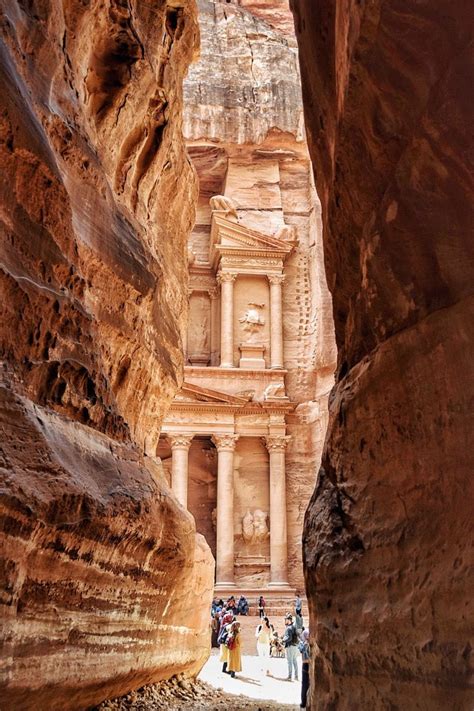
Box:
290;0;474;708
183;0;336;592
0;2;214;709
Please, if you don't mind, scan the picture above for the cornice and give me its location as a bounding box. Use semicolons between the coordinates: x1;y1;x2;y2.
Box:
184;366;288;378
169;401;295;414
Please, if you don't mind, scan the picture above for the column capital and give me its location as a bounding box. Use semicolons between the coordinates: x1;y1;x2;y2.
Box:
212;434;239;452
217;271;237;284
264;435;291;452
268;274;285;286
208;286;219;299
168;434;194;450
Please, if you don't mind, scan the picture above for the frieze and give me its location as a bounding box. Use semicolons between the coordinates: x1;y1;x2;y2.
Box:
221;256;283;268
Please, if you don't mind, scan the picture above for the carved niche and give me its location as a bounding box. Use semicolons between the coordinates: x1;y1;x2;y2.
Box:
188;293;211;365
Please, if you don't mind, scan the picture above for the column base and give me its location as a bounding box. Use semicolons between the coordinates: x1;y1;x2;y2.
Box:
268;581;292;591
270;365;284;370
219;364;235;369
214;581;237;591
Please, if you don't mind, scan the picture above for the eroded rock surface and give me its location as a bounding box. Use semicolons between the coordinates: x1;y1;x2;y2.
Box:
291;0;474;708
0;2;214;709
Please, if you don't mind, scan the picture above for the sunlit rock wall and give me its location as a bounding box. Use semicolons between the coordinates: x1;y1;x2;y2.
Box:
0;2;214;709
290;0;474;707
184;0;336;591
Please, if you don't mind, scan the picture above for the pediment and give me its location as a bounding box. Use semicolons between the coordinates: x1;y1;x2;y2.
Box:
173;381;249;406
211;214;294;257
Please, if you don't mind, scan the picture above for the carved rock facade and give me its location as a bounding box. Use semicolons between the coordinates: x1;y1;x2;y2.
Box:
157;0;336;600
291;0;474;708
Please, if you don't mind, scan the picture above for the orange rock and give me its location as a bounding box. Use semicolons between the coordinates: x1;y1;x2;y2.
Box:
292;0;474;707
0;1;214;709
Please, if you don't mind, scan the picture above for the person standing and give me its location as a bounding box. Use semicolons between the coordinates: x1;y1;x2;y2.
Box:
258;595;266;618
299;629;310;708
294;592;302;617
255;615;272;675
282;613;299;681
226;621;242;678
218;611;234;673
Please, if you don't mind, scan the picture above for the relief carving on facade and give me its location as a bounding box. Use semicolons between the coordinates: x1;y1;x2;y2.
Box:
239;302;265;342
241;508;269;544
209;194;239;220
263;382;286;400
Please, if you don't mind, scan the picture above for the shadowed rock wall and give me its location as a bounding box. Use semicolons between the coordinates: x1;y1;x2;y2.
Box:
0;2;214;709
290;0;474;708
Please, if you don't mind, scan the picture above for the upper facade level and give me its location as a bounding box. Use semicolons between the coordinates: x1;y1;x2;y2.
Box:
187;195;295;375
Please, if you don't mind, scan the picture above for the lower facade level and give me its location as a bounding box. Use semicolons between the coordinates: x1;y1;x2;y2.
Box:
158;373;295;592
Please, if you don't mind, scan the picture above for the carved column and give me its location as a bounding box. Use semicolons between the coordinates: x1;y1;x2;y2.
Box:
217;272;237;368
168;434;193;509
268;274;285;370
212;433;239;587
264;435;291;586
209;287;219;367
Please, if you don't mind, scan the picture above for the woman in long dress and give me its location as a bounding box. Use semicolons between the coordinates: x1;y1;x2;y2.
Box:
226;621;242;678
255;616;272;675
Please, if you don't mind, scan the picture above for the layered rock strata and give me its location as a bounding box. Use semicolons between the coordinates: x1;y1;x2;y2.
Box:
290;0;474;708
183;0;336;591
0;1;214;709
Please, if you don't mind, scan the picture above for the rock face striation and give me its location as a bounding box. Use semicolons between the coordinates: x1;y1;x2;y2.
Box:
290;0;474;708
0;2;214;709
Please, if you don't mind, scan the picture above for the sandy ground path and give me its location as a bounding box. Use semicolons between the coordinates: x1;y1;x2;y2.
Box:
96;616;303;710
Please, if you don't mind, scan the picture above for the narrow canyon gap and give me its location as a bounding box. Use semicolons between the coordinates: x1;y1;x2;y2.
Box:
1;0;473;710
290;0;474;709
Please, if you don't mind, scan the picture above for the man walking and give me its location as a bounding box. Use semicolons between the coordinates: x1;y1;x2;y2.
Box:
283;613;299;681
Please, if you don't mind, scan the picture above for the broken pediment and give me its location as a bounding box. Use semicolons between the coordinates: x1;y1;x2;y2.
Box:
175;381;250;406
210;212;294;268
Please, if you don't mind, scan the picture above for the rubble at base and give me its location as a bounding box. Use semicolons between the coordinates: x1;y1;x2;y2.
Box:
93;675;297;711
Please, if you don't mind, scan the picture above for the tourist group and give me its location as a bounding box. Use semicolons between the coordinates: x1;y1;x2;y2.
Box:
210;593;311;709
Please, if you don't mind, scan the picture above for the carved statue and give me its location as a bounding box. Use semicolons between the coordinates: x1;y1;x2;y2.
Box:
194;313;209;352
241;509;269;543
274;224;296;242
209;194;239;220
239;302;265;341
253;509;269;541
263;382;286;399
242;510;254;543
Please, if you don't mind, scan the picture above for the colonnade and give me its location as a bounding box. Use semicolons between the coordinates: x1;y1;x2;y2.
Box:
217;270;285;370
167;432;290;587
